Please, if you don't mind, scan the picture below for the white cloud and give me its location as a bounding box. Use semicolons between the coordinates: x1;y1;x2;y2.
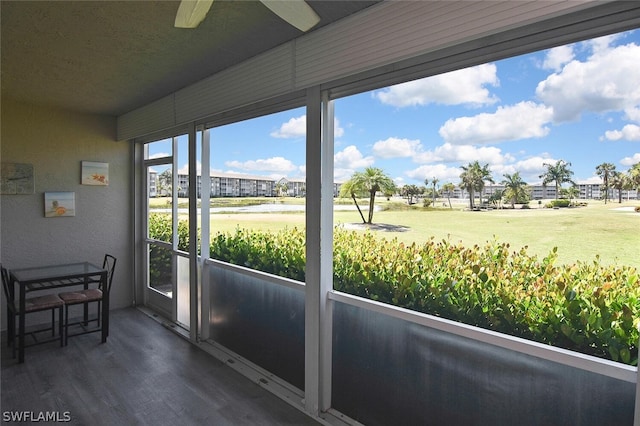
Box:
625;107;640;122
334;145;375;170
603;124;640;141
415;143;512;165
334;168;355;183
536;42;640;122
149;152;170;159
271;115;306;138
270;115;345;139
583;33;621;55
491;156;556;184
373;64;499;107
541;45;574;71
578;176;605;185
405;164;462;182
225;156;297;173
439;101;553;145
621;153;640;166
334;118;345;138
372;137;421;158
177;161;202;175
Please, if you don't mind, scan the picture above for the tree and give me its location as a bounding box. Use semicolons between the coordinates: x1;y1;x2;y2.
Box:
610;171;628;203
339;179;367;223
275;182;289;197
595;162;616;204
401;184;422;205
427;177;439;206
157;169;173;197
539;160;575;200
560;185;580;204
629;163;640;194
501;172;528;208
488;189;505;208
442;182;455;209
340;167;395;224
459;161;493;209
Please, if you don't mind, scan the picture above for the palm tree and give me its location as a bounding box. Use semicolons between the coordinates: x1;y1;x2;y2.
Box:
275;182;289;197
539;160;575;200
442;182;455;209
460;161;493;209
341;167;396;224
629;163;640;194
610;171;628;203
427;177;439;206
339;179;366;223
401;184;422;205
501;172;528;208
561;185;580;205
625;164;640;201
595;162;616;204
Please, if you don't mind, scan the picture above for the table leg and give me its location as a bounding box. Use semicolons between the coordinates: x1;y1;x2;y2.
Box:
83;276;89;325
18;283;26;363
7;278;15;348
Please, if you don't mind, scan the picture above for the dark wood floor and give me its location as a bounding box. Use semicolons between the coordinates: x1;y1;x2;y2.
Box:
1;308;320;426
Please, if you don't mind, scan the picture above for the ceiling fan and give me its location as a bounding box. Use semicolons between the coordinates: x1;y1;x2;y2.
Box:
175;0;321;32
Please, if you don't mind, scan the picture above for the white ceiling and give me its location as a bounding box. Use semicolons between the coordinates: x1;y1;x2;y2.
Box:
0;1;378;117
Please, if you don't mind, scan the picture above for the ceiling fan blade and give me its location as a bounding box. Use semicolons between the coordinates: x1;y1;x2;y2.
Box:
175;0;214;28
260;0;320;32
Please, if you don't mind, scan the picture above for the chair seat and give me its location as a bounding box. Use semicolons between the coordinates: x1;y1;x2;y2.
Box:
24;294;64;312
59;289;103;304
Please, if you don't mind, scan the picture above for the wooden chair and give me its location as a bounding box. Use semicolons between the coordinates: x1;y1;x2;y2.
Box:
58;254;116;345
1;265;64;358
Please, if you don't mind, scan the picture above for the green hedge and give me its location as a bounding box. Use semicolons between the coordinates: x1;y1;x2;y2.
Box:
149;214;639;365
147;214;191;286
545;199;571;208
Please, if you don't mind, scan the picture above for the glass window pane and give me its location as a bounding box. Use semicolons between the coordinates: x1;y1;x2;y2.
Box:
331;30;640;364
145;138;172;160
147;165;172;243
207;107;306;281
148;243;172;296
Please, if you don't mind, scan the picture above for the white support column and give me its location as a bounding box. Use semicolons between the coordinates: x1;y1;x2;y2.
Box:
200;128;211;341
172;135;180;322
320;92;335;411
305;86;334;416
187;123;199;342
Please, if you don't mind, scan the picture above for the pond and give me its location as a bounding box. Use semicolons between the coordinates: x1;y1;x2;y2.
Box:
152;203;378;214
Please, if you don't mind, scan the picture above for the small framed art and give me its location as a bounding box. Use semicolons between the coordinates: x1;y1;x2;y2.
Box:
81;161;109;186
1;162;35;194
45;192;75;217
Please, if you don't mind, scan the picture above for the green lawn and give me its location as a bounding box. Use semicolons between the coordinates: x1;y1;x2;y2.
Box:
202;198;639;269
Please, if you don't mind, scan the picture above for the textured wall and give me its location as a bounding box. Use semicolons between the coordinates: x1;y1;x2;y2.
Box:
0;99;132;329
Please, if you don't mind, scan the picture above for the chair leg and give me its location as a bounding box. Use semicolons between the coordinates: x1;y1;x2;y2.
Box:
7;313;14;347
51;309;55;336
11;317;16;359
63;305;69;346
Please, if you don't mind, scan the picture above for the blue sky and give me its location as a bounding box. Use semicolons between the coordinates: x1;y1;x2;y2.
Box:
165;29;640;188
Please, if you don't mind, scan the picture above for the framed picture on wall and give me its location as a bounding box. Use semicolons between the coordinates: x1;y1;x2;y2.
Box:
44;192;75;217
1;162;35;194
81;161;109;186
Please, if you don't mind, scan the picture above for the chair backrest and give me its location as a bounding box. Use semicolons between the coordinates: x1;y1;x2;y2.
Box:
102;254;117;293
1;265;16;311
